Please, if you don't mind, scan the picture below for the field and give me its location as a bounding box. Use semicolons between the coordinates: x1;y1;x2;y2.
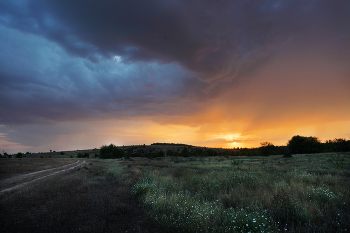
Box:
1;153;350;232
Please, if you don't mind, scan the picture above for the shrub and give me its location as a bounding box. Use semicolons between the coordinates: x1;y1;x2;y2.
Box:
231;159;243;168
324;138;350;152
131;173;156;197
259;142;276;156
279;146;292;158
287;135;322;154
99;144;124;159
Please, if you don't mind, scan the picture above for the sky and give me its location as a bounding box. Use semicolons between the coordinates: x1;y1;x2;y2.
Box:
0;0;350;153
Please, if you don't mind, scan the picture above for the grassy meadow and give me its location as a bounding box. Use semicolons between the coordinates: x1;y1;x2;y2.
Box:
1;153;350;232
127;153;350;232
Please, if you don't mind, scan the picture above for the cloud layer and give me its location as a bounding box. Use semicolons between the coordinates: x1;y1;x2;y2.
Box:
0;0;350;152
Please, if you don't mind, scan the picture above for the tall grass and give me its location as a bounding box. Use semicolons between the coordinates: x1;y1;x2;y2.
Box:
131;154;350;232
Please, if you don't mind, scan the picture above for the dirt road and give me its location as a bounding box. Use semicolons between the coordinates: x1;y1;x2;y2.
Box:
0;160;86;194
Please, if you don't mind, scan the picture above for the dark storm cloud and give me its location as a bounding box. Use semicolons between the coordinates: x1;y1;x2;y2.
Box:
0;24;204;124
1;0;350;125
3;0;348;80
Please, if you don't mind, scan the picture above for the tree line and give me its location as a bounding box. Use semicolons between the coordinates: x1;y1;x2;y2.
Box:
1;135;349;159
98;135;350;159
238;136;350;157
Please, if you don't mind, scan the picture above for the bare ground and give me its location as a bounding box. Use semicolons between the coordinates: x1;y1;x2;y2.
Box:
0;160;85;194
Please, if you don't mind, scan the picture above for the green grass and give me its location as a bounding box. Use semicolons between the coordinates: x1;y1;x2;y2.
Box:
129;154;350;232
1;154;349;232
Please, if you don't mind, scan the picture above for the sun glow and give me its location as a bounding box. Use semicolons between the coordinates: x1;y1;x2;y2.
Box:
212;133;241;141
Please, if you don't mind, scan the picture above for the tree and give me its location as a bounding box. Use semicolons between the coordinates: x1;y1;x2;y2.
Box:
259;142;276;156
324;138;350;152
99;144;124;159
16;152;23;158
287;135;322;154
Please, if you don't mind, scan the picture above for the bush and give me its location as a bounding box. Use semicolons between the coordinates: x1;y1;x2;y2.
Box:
287;135;322;154
231;159;243;168
99;144;124;159
324;138;350;152
259;142;276;156
279;146;292;158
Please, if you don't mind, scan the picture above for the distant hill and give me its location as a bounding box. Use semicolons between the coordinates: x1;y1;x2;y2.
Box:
6;143;237;159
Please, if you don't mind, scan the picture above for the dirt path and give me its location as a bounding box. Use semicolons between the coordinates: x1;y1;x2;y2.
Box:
0;160;86;194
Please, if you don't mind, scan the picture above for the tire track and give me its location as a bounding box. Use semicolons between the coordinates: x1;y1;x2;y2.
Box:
0;160;86;194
